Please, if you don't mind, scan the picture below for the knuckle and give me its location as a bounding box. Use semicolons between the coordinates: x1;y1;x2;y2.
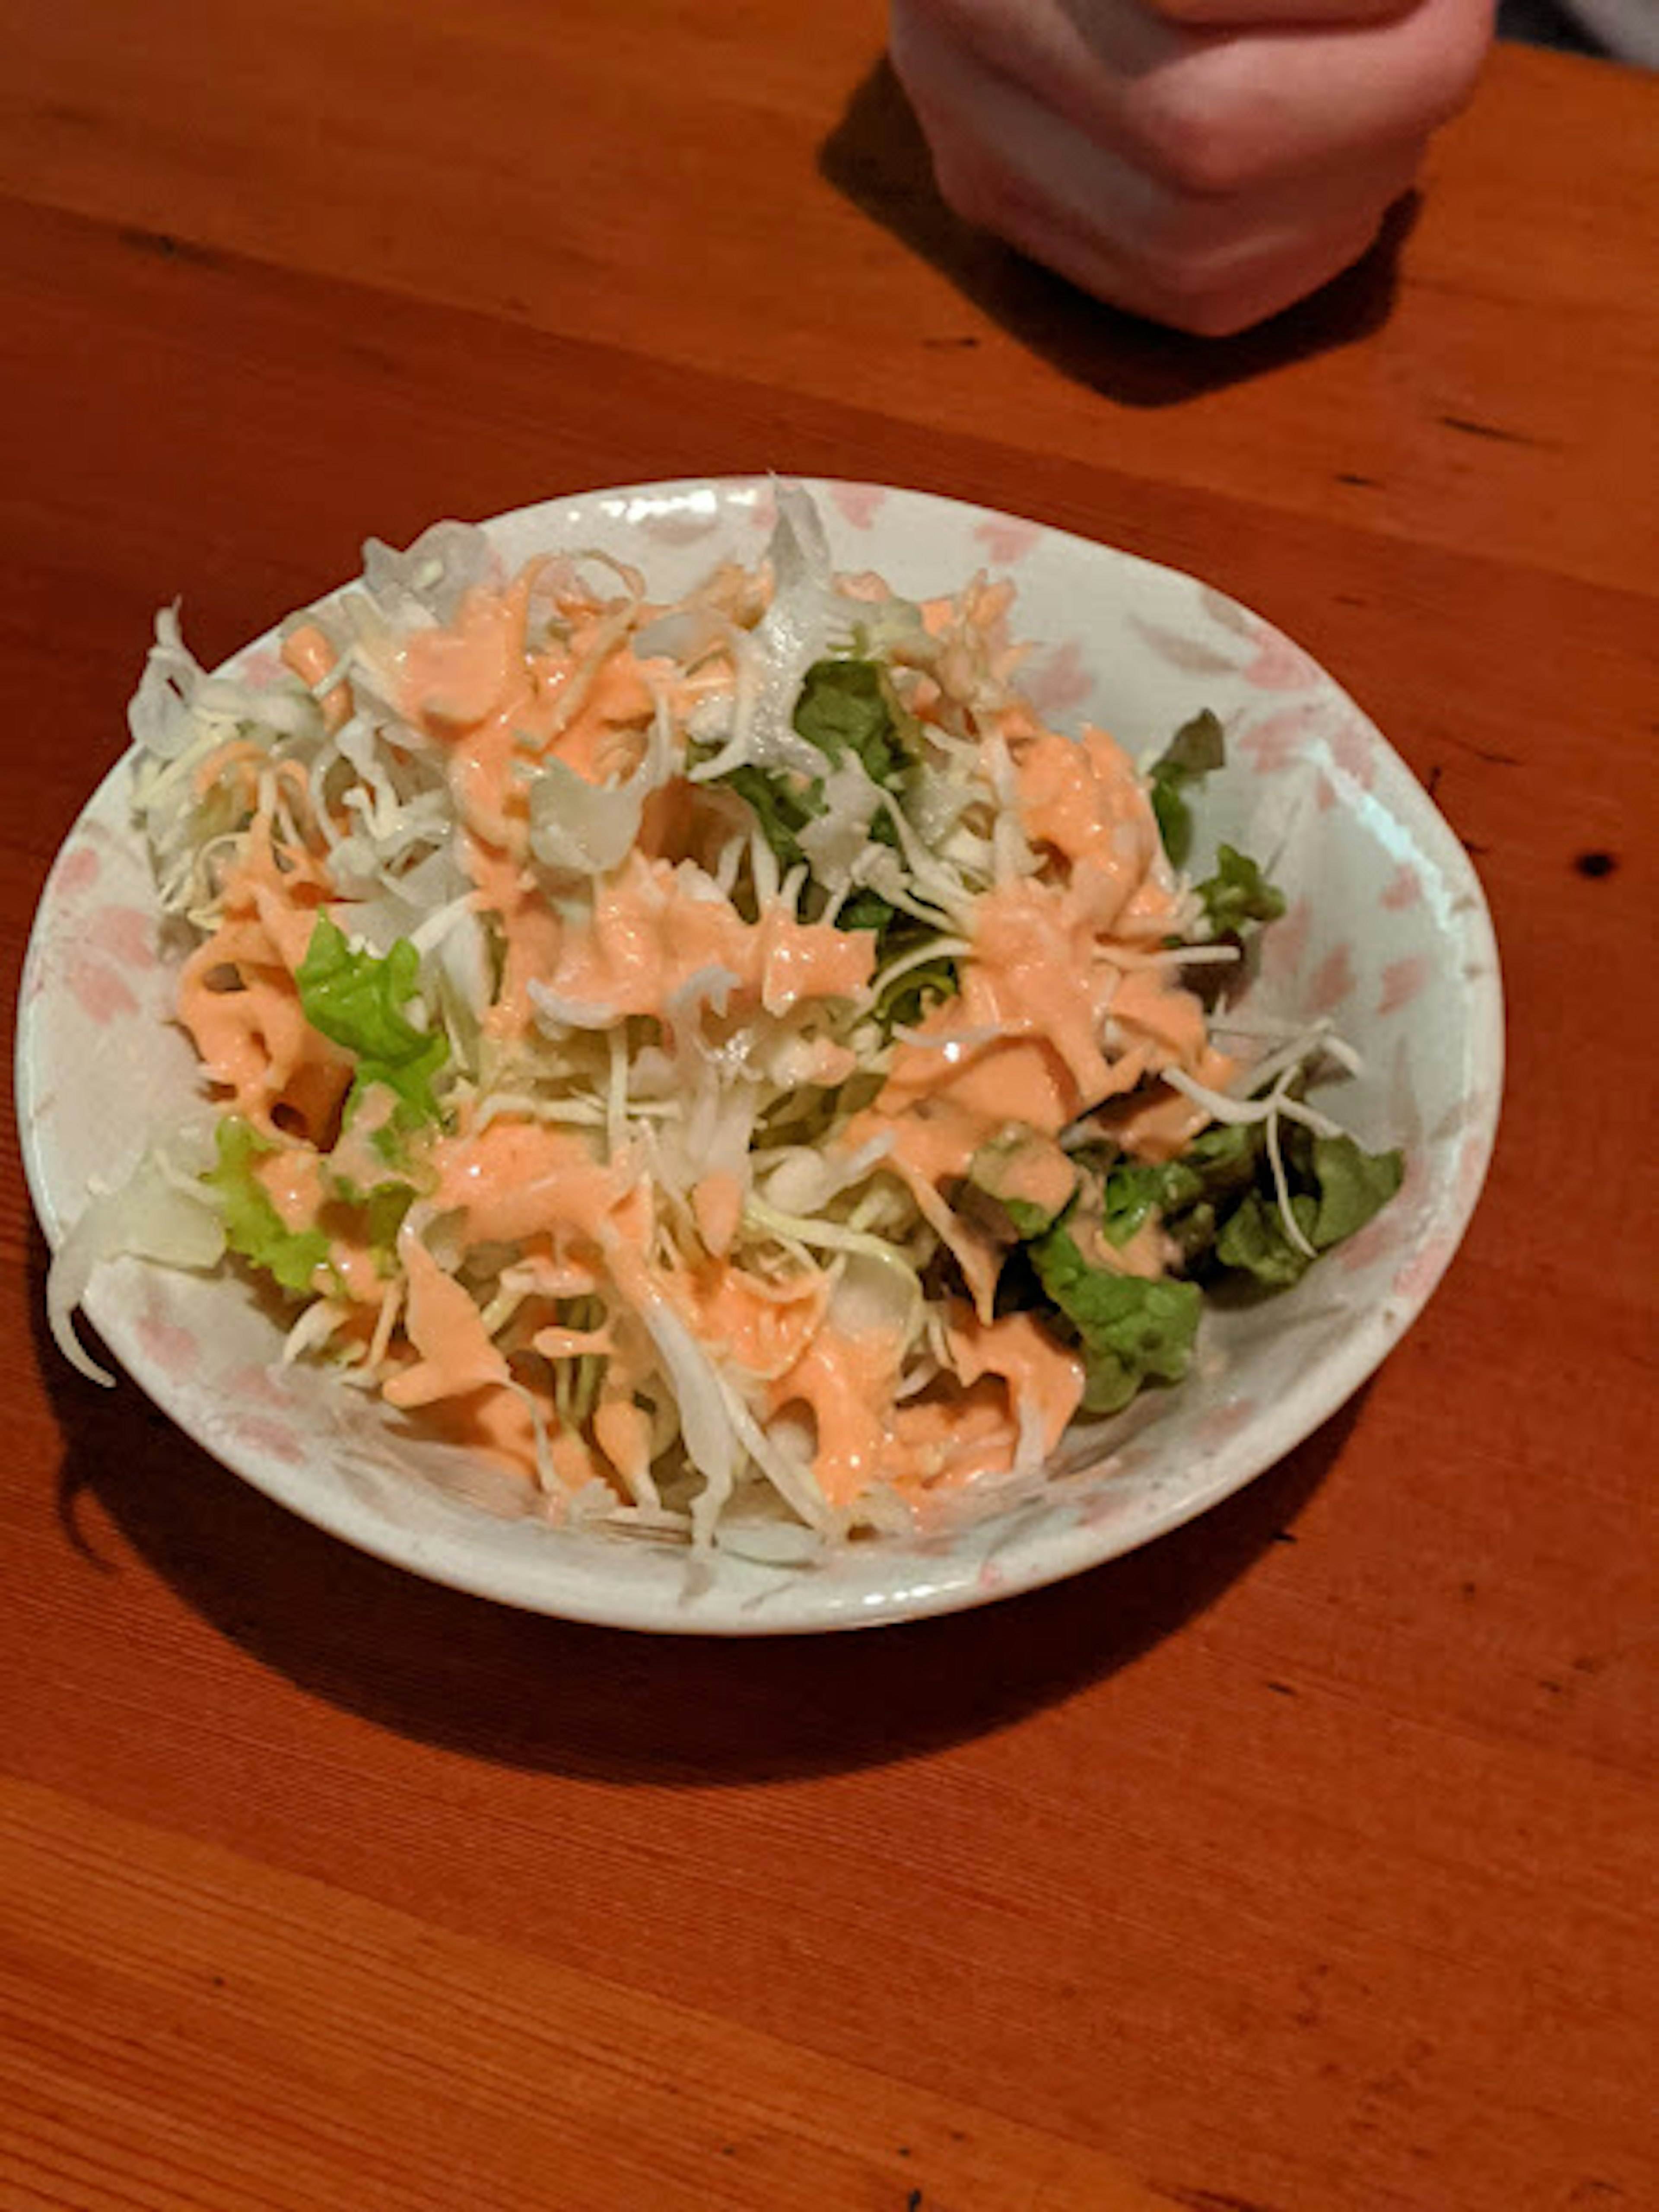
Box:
1129;63;1268;200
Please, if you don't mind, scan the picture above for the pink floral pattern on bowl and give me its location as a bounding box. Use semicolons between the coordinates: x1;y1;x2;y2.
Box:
16;478;1503;1635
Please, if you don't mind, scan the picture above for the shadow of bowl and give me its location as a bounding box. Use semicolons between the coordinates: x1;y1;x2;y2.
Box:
37;1228;1361;1788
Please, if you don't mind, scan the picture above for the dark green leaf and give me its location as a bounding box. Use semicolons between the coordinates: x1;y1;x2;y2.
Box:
792;658;912;785
1309;1135;1405;1248
365;1181;416;1255
1147;709;1225;868
1203;1125;1404;1287
1163;1199;1219;1268
839;885;898;936
1215;1189;1318;1288
718;763;815;870
1026;1223;1203;1413
1138;1121;1264;1268
1182;1119;1263;1186
876;952;961;1031
715;659;928;951
1196;844;1287;934
1156;708;1227;782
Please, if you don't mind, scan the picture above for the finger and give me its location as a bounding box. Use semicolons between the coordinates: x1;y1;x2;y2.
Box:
894;4;1424;292
897;0;1493;197
1145;0;1417;23
973;144;1396;335
1128;0;1495;193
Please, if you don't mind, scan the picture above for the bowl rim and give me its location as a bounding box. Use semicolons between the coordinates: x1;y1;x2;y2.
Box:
15;473;1506;1634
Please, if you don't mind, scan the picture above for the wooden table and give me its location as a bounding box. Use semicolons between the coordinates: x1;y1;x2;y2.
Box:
3;7;1654;2207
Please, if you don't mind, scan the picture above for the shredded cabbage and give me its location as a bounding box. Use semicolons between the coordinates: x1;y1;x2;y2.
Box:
49;486;1401;1548
48;1128;225;1383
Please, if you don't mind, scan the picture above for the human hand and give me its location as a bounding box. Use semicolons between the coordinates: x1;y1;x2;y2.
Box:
888;0;1496;335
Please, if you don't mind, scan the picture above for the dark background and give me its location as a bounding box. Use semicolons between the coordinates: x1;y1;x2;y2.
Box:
1500;0;1608;55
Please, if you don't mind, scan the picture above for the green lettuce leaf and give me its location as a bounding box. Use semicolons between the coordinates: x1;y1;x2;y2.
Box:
1215;1189;1319;1288
1214;1131;1405;1288
203;1118;331;1297
1092;1122;1263;1257
1167;1120;1263;1205
1147;709;1225;868
365;1180;416;1258
711;658;969;1010
1196;844;1286;934
719;763;813;871
791;656;913;785
1150;1121;1262;1268
717;656;915;877
1308;1133;1405;1246
1099;1162;1166;1247
1026;1221;1203;1413
839;884;899;934
296;914;448;1132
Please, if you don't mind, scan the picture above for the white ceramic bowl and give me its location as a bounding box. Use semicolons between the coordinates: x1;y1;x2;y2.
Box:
16;477;1503;1632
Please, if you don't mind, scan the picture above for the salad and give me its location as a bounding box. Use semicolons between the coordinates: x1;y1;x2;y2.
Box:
51;487;1402;1549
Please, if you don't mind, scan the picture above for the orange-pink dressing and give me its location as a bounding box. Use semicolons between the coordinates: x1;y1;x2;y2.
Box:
943;1308;1085;1452
1074;1211;1170;1283
1015;728;1160;924
850;876;1154;1214
594;1398;655;1497
981;1131;1076;1220
1015;725;1188;943
248;1145;395;1308
889;1383;1022;1494
1103;1045;1241;1164
769;1326;906;1509
690;1170;744;1259
766;1309;1086;1507
400;583;524;738
530;1319;616;1362
465;836;565;1040
281;622;350;734
678;1261;827;1383
542;851;873;1025
384;1236;511;1409
394;578;681;1039
427;1120;635;1250
327;1238;386;1306
849;830;1208;1211
252;1144;325;1233
176;827;353;1143
1109;968;1208;1063
532;626;662;784
191;573;1240;1516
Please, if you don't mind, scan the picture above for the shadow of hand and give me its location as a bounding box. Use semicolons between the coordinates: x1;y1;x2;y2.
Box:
819;58;1417;410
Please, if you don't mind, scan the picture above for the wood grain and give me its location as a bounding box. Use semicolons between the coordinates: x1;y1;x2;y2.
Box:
2;6;1656;2210
0;1777;1185;2211
4;9;1654;590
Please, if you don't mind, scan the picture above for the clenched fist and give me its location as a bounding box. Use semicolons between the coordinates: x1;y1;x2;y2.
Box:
889;0;1495;335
